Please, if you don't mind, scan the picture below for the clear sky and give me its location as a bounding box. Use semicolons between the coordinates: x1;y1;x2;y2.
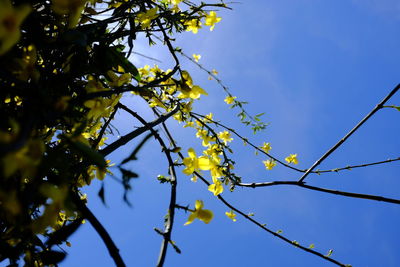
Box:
60;1;400;267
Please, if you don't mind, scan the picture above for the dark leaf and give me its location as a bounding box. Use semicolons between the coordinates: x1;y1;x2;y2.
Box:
120;168;139;179
98;183;106;206
39;251;66;265
46;219;83;246
121;132;154;164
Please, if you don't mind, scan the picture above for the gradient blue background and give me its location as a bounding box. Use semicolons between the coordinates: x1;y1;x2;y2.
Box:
57;1;400;266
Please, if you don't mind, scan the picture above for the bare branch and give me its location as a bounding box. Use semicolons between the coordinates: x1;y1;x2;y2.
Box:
72;193;126;267
159;123;350;266
237;181;400;205
191;112;400;175
191;172;349;267
118;103;178;267
100;104;179;156
298;84;400;183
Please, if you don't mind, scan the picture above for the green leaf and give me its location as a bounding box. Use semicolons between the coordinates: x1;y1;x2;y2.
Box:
63;136;107;168
93;45;141;82
107;46;141;82
72;141;107;168
326;249;333;257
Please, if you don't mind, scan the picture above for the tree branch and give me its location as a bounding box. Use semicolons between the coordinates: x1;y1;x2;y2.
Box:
100;104;179;156
118;103;178;267
191;172;349;267
72;193;126;267
237;181;400;205
166;139;349;266
298;83;400;183
93;107;118;148
191;112;400;175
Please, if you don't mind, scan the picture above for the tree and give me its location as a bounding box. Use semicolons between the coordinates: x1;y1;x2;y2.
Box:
0;0;399;266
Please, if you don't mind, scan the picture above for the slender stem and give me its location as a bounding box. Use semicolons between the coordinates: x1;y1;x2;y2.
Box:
169;147;348;266
191;171;348;267
314;157;400;173
93;107;118;148
100;104;179;156
73;194;126;267
118;103;178;267
190;111;304;173
237;181;400;205
191;112;400;174
298;84;400;183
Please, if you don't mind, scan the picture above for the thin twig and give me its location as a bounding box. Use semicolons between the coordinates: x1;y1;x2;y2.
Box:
100;104;179;156
93;107;118;148
298;84;400;183
191;171;348;267
159;121;349;267
190;111;306;173
118;103;178;267
72;193;126;267
314;157;400;173
237;181;400;205
191;112;400;175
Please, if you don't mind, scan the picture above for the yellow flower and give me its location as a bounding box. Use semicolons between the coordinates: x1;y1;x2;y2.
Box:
196;129;215;147
51;0;88;28
184;200;213;225
218;131;233;145
84;98;108;119
208;177;223;196
182;148;211;175
0;0;31;55
225;210;237;222
200;113;213;124
192;54;201;62
0;119;19;144
13;45;40;82
211;69;218;75
224;95;236;104
178;85;207;100
285;154;298;164
177;71;208;99
138;65;151;76
204;11;221;31
260;142;272;153
168;0;181;5
136;7;159;29
107;70;132;87
185;19;202;34
2;138;45;178
263;159;276;170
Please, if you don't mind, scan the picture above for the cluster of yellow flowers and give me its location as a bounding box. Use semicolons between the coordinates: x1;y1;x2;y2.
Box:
184;200;237;225
258;141;299;171
185;11;222;34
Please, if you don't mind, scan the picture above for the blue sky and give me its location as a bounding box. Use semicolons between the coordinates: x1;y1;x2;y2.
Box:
60;1;400;266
